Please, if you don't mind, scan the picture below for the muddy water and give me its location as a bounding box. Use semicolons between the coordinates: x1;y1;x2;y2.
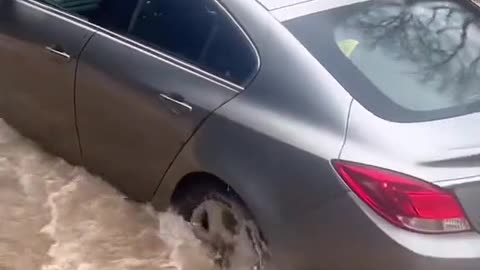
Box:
0;118;216;270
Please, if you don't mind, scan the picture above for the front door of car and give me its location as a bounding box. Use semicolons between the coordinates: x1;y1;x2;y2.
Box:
0;0;95;164
75;0;258;201
0;0;93;163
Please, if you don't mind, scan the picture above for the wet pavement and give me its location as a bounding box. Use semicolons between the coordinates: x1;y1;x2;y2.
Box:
0;118;216;270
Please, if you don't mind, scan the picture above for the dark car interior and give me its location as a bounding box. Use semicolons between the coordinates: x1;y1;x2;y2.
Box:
40;0;257;85
42;0;140;32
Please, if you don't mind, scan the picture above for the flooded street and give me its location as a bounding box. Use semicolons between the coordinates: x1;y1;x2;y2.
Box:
0;118;216;270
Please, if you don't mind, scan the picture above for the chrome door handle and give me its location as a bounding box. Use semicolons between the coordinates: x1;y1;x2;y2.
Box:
45;46;71;61
158;94;193;114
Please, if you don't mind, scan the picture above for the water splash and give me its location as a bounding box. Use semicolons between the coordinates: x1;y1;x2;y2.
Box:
0;118;215;270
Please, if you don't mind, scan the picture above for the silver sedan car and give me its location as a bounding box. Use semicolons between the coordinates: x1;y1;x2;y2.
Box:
1;0;480;269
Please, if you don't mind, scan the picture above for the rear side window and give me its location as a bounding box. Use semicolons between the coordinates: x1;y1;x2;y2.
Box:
129;0;258;85
285;0;480;122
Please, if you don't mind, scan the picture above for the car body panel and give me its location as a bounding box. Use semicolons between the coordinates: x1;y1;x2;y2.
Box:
267;192;480;270
152;106;350;270
341;100;480;183
0;0;94;164
1;0;480;269
154;0;480;269
152;0;352;269
455;182;480;232
75;30;242;201
340;100;480;231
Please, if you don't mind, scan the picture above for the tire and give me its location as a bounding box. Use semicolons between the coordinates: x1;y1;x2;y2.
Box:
173;183;268;270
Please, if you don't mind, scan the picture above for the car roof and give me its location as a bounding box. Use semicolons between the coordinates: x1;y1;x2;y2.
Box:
262;0;369;21
256;0;311;10
257;0;367;10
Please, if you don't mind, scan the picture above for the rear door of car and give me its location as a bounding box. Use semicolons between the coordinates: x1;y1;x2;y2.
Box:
75;0;259;201
0;0;95;164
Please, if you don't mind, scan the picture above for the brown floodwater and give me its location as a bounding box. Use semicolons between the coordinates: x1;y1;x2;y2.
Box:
0;118;217;270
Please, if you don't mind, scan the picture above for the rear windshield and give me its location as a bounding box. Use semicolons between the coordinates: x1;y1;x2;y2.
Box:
285;0;480;122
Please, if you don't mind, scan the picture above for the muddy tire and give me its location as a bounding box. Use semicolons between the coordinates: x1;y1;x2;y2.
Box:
173;184;267;270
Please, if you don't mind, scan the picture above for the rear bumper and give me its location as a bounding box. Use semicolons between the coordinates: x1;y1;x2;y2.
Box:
265;193;480;270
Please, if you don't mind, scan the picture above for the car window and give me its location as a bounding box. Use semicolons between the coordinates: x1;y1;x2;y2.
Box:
285;0;480;122
37;0;139;33
35;0;257;86
129;0;258;85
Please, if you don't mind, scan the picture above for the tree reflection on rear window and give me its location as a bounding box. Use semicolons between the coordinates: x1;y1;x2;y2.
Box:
285;0;480;122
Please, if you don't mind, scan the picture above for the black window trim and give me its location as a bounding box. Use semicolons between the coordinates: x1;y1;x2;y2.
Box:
24;0;260;91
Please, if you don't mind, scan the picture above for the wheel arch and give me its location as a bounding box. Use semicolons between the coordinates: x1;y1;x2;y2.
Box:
170;171;239;206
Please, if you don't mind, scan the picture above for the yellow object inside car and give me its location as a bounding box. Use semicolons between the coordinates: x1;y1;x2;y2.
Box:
338;39;359;59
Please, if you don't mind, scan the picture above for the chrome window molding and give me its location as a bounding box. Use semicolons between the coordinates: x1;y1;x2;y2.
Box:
21;0;261;92
436;175;480;188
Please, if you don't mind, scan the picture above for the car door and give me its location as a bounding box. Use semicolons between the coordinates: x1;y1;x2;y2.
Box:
75;0;259;201
0;0;95;164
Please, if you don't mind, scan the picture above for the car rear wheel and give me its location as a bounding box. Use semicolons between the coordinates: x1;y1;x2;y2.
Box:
173;185;268;270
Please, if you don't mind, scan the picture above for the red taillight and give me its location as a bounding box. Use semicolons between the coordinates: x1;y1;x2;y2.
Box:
333;161;471;233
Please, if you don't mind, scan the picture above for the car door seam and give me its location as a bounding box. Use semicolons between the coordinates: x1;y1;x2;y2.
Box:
73;31;97;161
151;91;241;198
